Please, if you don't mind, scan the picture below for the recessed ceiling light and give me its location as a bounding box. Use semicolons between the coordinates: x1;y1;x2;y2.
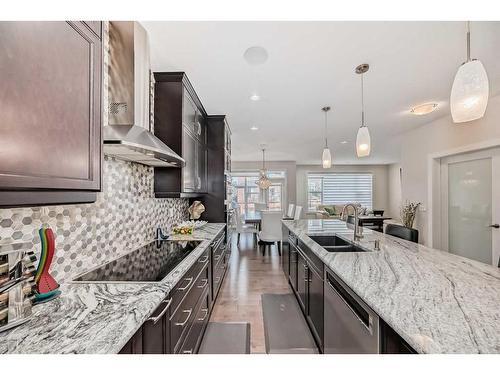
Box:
250;94;260;101
243;46;268;65
341;141;348;144
250;126;259;131
410;103;438;115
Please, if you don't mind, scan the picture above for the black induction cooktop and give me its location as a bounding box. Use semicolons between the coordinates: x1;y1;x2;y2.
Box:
74;240;202;282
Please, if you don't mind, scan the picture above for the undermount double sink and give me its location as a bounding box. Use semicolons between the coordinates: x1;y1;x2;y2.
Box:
309;235;367;253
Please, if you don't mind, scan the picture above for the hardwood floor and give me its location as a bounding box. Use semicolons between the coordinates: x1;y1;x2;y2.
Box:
210;233;291;353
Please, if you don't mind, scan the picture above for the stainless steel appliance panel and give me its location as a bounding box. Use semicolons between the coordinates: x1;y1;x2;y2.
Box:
324;269;379;354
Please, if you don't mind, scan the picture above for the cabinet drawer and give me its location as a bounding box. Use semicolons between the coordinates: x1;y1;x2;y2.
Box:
212;238;226;264
178;288;210;354
142;297;172;354
170;249;209;312
212;251;228;297
170;262;209;352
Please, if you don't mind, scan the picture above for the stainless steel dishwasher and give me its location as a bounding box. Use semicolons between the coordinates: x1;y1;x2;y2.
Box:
324;269;379;353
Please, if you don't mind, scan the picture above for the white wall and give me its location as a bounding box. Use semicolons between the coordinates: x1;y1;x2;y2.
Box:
399;95;500;246
295;164;390;214
387;163;402;220
231;161;297;208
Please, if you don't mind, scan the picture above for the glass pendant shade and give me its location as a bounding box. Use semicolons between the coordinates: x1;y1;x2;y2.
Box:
355;64;371;158
356;126;371;157
450;60;489;123
322;147;332;168
321;106;333;169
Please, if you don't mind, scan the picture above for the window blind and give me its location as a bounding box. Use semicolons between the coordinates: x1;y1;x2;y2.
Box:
308;173;373;209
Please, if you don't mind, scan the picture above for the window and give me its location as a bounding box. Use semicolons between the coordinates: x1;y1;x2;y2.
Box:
267;183;283;211
307;173;373;210
232;173;260;215
231;170;287;214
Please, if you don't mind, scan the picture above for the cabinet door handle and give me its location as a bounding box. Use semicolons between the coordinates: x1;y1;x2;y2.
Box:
175;309;193;326
196;122;202;136
177;277;193;291
198;255;209;264
214;255;221;261
183;349;193;354
215;276;221;283
198;308;209;321
146;298;172;325
197;278;208;289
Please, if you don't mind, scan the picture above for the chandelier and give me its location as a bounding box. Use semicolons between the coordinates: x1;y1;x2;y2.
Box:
256;147;272;190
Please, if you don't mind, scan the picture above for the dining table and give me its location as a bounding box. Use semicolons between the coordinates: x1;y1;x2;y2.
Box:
243;210;262;230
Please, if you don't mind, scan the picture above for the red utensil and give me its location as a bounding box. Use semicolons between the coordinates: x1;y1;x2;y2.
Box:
37;228;59;294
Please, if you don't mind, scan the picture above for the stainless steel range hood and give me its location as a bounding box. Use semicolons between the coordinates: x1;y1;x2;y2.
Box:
105;21;184;167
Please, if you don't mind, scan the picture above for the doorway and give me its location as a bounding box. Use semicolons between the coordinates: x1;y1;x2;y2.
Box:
438;147;500;266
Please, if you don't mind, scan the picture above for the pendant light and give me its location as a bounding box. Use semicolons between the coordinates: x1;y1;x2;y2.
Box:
321;106;332;168
256;147;272;190
450;21;489;123
355;63;371;157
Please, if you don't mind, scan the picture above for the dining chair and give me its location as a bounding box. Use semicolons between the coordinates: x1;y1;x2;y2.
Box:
258;211;283;256
385;224;419;243
234;207;259;247
287;204;295;218
255;202;267;211
293;205;302;220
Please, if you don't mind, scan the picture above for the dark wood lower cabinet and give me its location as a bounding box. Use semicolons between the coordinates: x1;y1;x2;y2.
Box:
307;264;324;351
142;298;172;354
380;321;416;354
119;327;143;354
119;232;229;354
283;226;417;355
179;288;210;354
296;251;307;312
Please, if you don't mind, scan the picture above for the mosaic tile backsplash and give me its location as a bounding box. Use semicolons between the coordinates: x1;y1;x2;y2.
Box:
0;156;189;283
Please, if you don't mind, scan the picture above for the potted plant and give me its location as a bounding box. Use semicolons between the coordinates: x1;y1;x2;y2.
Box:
400;201;421;228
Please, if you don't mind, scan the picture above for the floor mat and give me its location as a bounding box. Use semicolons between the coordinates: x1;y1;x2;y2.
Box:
199;322;251;354
261;293;319;354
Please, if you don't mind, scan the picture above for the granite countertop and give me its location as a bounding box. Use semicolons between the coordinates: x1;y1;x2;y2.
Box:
0;223;226;354
283;219;500;354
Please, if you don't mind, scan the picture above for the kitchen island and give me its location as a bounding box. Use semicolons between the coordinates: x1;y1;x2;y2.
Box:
282;219;500;354
0;223;226;354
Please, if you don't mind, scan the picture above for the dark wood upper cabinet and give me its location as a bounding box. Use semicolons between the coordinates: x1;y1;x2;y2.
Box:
153;72;207;198
199;115;231;223
0;21;103;207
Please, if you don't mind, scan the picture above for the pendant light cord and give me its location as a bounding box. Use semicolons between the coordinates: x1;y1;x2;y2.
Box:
466;21;471;62
361;73;365;127
324;110;328;148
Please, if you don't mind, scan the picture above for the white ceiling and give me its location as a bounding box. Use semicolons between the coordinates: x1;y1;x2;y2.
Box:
142;21;500;164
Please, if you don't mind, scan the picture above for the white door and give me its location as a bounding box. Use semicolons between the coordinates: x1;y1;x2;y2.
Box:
440;147;500;266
